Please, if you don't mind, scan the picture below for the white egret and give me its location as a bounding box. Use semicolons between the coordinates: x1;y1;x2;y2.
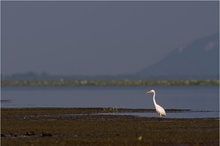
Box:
146;89;166;117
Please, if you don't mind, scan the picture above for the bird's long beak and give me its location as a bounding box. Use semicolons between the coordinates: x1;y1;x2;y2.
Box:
146;91;151;94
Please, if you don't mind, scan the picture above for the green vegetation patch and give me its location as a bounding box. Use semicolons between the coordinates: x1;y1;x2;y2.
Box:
1;80;219;86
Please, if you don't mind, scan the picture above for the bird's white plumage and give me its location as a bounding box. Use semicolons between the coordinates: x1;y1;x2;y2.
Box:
146;89;166;117
155;104;166;117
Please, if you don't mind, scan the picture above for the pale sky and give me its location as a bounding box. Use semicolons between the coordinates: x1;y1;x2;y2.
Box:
1;1;219;75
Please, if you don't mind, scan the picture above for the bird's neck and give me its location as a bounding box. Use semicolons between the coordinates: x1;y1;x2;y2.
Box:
152;92;157;106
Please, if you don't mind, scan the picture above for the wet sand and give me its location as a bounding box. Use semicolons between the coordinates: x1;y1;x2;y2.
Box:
1;108;219;146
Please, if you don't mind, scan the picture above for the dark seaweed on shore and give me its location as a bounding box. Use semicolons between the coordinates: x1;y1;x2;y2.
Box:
1;108;219;145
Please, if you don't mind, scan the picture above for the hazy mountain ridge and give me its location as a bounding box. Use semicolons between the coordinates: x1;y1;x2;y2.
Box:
137;33;219;79
2;33;219;80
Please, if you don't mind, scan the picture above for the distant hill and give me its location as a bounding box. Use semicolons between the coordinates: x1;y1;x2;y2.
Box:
3;33;219;81
137;33;219;80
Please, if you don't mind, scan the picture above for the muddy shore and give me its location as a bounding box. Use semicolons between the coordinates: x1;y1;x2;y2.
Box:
1;108;219;146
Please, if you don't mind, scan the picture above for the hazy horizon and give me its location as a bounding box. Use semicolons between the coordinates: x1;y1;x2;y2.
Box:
1;1;219;76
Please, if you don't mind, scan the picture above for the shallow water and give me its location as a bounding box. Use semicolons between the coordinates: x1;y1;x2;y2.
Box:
95;111;219;119
1;86;219;118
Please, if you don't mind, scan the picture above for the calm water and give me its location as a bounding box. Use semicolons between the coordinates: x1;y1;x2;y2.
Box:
1;86;219;118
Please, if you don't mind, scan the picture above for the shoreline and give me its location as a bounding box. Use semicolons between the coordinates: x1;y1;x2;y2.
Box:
1;107;219;119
